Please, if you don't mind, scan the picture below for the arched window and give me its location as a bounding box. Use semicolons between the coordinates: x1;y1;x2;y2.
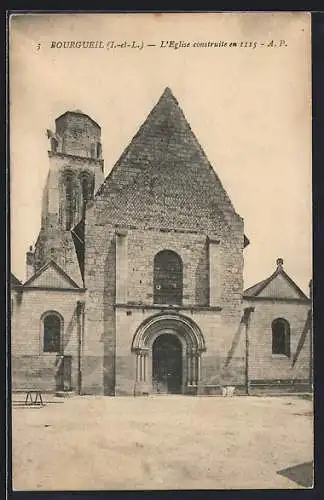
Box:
43;313;62;353
90;143;96;158
80;172;94;218
272;318;290;356
154;250;183;305
96;142;102;158
64;172;76;230
51;137;58;153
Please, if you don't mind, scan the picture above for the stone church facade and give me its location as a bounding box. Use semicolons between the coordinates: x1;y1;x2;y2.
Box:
11;88;312;396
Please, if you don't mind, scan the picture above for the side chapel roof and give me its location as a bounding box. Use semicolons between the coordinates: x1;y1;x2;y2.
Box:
244;258;310;301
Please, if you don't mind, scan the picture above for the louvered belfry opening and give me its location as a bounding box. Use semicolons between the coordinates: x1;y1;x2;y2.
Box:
64;172;76;231
80;172;94;219
153;250;183;305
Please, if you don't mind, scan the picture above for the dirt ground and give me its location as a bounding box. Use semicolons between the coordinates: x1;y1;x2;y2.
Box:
11;394;313;491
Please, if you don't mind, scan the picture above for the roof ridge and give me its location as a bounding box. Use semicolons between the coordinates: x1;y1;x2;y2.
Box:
244;266;309;300
23;259;81;289
95;88;238;222
96;88;179;197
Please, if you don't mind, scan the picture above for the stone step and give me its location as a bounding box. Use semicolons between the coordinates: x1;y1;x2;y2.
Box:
55;391;76;398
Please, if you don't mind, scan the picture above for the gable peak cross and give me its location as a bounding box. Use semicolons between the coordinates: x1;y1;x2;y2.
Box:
276;258;284;270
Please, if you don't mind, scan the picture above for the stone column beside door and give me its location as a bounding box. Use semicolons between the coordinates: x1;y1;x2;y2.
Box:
134;348;150;395
186;347;202;395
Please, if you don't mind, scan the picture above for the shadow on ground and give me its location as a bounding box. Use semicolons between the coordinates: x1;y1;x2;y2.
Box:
298;394;313;401
12;401;64;408
277;461;313;488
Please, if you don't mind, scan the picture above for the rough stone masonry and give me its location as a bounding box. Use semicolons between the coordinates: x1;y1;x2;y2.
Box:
11;88;312;396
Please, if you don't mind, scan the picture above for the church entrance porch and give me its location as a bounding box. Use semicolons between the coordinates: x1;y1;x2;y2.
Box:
152;334;182;394
131;311;206;396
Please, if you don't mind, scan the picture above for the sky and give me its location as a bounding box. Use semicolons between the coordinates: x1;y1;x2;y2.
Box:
10;12;312;293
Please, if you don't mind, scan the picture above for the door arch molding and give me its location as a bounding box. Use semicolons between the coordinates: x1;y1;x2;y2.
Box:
131;311;206;354
131;312;206;395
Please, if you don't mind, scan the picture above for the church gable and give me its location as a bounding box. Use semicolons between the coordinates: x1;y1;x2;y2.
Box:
11;273;22;288
94;88;242;233
244;259;309;301
23;260;81;289
258;273;306;300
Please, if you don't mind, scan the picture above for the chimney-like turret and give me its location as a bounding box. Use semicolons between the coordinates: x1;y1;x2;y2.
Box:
26;245;35;280
54;110;102;159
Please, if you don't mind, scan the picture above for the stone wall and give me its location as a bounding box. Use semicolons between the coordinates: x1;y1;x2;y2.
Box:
113;307;246;396
83;211;246;394
13;91;312;397
243;298;311;383
33;152;104;280
81;87;248;395
55;111;102;159
11;288;85;391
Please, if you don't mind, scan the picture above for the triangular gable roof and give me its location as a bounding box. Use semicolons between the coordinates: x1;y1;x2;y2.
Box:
244;278;269;297
244;262;309;300
94;87;248;242
11;273;22;287
97;88;234;209
23;260;81;289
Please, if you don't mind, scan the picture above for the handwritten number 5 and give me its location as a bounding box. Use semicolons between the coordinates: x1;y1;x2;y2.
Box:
36;43;41;51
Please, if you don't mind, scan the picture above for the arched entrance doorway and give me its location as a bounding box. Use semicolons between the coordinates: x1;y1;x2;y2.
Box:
131;311;206;395
152;334;182;394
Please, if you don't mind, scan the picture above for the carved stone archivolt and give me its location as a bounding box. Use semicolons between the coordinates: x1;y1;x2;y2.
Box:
131;311;206;386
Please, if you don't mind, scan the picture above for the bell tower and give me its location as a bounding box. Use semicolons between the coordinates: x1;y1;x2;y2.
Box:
44;110;104;231
28;110;105;284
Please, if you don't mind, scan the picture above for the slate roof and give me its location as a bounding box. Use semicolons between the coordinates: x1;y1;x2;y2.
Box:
10;273;22;287
23;260;82;289
94;87;248;241
244;278;270;297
